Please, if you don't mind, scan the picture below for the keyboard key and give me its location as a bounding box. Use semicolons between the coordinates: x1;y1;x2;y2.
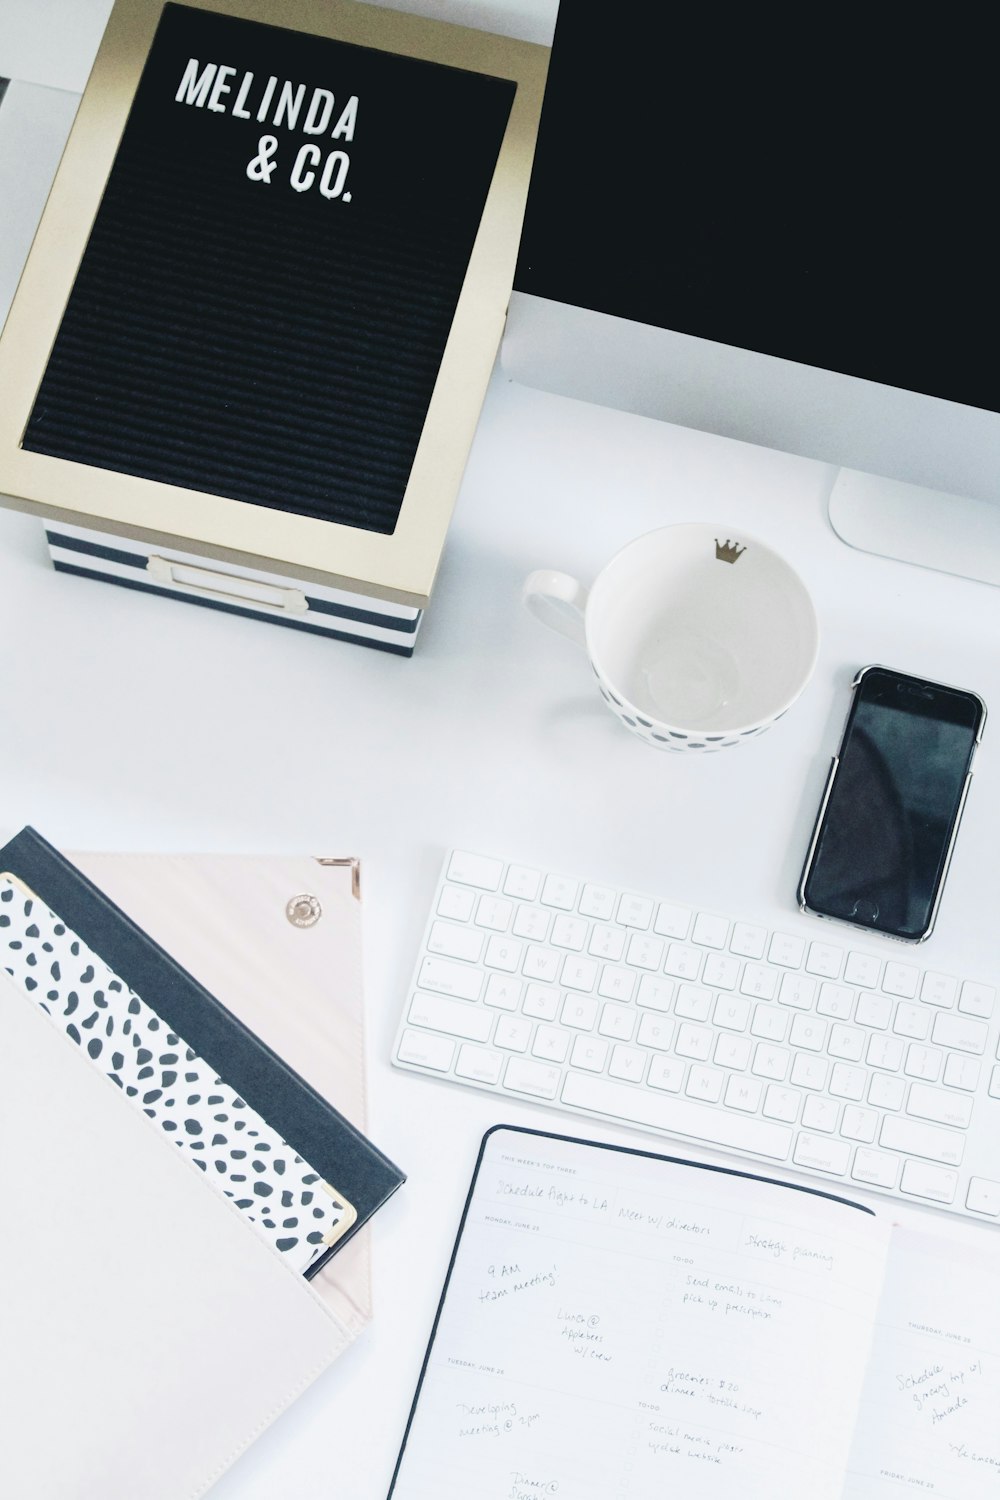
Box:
505;1057;560;1098
437;884;476;922
802;1096;840;1133
570;1035;609;1072
883;962;919;999
829;1025;865;1062
703;953;740;991
692;912;728;949
578;883;617;920
475;896;513;931
428;921;484;962
636;975;674;1011
921;970;957;1008
817;983;854;1020
903;1044;942;1082
675;985;712;1022
751;1005;788;1042
899;1160;957;1204
841;1105;877;1143
561;1073;793;1159
532;1026;570;1064
664;944;702;980
686;1065;724;1103
610;1045;647;1083
959;981;995;1018
503;864;541;901
793;1133;850;1175
408;992;493;1042
653;902;690;939
495;1015;532;1052
768;932;805;969
540;874;578;910
598;965;636;1002
751;1043;789;1082
714;995;750;1031
551;914;588;950
729;922;766;960
648;1054;684;1092
855;993;892;1029
880;1115;965;1166
561;955;598;992
741;965;779;1001
906;1082;973;1129
789;1014;827;1051
829;1064;866;1101
522;984;560;1021
626;932;665;971
790;1054;828;1091
484;935;523;972
523;945;559;983
676;1023;713;1061
806;941;844;979
852;1147;900;1189
397;1028;455;1072
763;1085;801;1123
636;1013;674;1050
966;1177;1000;1216
562;995;598;1030
725;1075;763;1112
779;973;817;1010
599;1003;636;1042
866;1034;904;1071
942;1054;979;1091
868;1073;906;1110
484;975;521;1011
512;905;551;942
991;1065;1000;1100
844;951;881;989
931;1012;988;1054
588;924;626;961
447;851;502;890
714;1034;752;1070
417;956;483;1002
618;893;654;929
455;1044;503;1085
893;1002;930;1041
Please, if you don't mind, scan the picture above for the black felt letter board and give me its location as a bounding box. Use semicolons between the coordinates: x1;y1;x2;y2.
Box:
24;4;515;535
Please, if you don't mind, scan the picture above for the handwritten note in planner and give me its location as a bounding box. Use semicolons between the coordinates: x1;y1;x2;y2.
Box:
846;1228;1000;1498
390;1127;890;1500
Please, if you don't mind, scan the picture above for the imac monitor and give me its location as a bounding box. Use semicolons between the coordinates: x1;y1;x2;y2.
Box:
505;6;1000;585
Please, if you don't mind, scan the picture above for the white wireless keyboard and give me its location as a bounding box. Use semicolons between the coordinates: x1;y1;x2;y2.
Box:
392;850;1000;1223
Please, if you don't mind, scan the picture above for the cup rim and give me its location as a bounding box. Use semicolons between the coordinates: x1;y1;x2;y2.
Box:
585;522;821;738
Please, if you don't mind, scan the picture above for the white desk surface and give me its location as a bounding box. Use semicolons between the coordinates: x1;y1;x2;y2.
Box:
3;4;1000;1496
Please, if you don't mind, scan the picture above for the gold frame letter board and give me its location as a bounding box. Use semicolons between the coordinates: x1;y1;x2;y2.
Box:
0;0;549;611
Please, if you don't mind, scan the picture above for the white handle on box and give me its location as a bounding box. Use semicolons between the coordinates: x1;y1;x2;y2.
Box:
522;569;589;649
146;556;308;615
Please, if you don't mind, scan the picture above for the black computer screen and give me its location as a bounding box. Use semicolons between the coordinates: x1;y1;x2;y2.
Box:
516;6;995;415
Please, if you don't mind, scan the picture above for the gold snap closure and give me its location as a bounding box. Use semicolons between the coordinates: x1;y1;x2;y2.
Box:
286;893;322;927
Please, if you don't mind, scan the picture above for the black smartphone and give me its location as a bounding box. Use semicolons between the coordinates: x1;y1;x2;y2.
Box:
798;666;986;942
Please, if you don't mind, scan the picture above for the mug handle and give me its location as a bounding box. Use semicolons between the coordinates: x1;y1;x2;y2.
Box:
522;569;589;649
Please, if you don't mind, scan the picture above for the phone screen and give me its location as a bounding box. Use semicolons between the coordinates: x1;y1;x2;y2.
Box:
801;668;984;940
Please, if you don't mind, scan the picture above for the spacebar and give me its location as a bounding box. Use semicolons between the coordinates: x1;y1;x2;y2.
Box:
561;1074;793;1161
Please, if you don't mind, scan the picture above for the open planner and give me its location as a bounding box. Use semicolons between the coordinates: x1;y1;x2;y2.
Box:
391;1126;1000;1500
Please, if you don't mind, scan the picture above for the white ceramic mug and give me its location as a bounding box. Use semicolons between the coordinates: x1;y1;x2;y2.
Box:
523;523;819;751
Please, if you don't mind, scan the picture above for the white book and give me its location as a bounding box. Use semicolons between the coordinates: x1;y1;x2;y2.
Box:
391;1126;1000;1500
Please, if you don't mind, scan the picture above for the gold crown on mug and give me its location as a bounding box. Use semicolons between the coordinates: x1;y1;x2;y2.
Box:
715;538;746;564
